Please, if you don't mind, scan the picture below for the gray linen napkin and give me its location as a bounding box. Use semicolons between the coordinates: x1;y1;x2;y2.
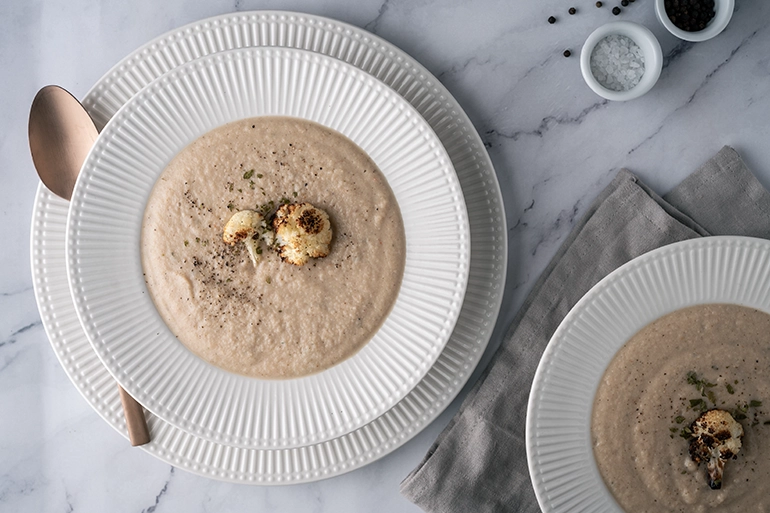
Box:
400;146;770;513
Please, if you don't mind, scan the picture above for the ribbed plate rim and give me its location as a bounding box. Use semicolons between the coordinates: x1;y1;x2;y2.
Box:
65;45;470;449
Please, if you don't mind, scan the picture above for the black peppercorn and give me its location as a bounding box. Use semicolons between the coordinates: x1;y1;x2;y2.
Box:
569;7;577;14
621;0;628;5
612;6;621;14
664;0;715;31
548;15;557;24
563;49;571;57
596;1;603;6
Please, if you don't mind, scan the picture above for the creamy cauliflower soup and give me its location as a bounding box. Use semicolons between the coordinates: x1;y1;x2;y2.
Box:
592;304;770;513
141;117;406;379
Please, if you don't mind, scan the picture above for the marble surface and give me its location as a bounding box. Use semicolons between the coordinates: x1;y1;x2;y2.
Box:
3;0;770;511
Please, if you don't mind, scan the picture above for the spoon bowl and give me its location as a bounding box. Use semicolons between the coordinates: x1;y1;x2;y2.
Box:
29;86;98;201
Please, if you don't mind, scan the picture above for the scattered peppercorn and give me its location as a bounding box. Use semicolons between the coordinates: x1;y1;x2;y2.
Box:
664;0;715;32
548;15;556;24
612;6;621;15
621;0;628;5
596;1;603;6
563;49;571;57
569;7;577;14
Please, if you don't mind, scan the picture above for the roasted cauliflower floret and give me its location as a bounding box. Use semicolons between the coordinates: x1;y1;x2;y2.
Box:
689;409;744;490
272;202;332;266
223;209;271;267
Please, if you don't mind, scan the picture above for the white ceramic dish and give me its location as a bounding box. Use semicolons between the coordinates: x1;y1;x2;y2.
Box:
526;236;770;512
32;11;507;482
580;21;663;101
655;0;734;42
66;46;471;450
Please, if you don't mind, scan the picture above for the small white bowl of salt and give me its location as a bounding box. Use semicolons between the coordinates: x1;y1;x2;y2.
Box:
580;21;663;101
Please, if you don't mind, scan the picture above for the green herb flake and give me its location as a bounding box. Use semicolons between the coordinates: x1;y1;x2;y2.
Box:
249;180;255;190
195;237;201;243
675;416;685;424
670;427;679;433
689;398;705;409
227;203;235;211
734;412;748;421
184;240;189;247
292;191;298;197
243;169;254;179
257;173;263;179
266;277;272;284
726;384;735;394
750;400;763;408
687;371;717;399
679;426;693;439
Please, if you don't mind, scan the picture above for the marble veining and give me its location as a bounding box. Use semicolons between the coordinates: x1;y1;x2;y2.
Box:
363;0;392;34
1;321;41;348
143;467;174;513
627;26;763;157
3;0;770;511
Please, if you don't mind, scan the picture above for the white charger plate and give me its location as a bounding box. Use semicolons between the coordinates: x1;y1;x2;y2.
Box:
32;11;506;483
526;236;770;512
66;46;470;450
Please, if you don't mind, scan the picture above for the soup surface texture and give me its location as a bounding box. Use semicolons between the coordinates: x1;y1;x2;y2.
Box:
592;304;770;513
141;116;406;379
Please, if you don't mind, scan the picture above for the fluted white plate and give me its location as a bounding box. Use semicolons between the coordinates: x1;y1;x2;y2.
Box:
526;236;770;513
32;11;506;482
66;46;470;450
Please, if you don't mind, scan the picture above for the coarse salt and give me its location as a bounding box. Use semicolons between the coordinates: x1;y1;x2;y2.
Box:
590;34;645;92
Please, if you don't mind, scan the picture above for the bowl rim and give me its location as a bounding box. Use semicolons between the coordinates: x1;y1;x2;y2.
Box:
580;21;663;102
65;46;472;450
654;0;735;42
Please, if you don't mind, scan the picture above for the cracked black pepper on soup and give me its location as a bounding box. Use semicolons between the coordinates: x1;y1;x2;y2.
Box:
141;116;406;379
592;304;770;512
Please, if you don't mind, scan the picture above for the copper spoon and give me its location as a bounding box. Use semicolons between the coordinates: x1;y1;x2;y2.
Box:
29;85;151;446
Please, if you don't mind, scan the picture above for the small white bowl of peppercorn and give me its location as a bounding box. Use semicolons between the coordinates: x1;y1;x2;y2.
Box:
655;0;734;42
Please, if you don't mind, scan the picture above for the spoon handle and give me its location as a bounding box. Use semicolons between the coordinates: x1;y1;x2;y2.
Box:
118;385;150;446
